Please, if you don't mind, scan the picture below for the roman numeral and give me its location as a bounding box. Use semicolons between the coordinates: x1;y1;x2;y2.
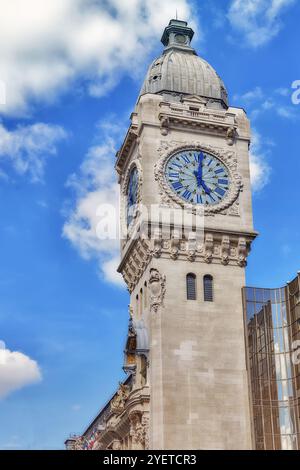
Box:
182;189;192;200
196;194;202;204
172;182;183;190
172;163;182;169
218;179;228;185
215;187;226;196
181;155;190;164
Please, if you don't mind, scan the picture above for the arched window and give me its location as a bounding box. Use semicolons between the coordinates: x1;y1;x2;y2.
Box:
203;275;213;302
186;273;197;300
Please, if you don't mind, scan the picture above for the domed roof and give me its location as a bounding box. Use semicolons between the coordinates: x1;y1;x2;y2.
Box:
139;20;228;108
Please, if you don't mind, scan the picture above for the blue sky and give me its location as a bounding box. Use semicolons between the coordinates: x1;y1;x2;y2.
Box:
0;0;299;449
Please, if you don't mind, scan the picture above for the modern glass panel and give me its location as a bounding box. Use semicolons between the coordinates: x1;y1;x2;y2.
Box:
243;275;300;450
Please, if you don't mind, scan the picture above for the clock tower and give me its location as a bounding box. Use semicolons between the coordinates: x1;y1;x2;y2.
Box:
116;19;257;450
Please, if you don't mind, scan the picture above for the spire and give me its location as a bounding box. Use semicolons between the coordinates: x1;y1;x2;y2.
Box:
161;19;195;52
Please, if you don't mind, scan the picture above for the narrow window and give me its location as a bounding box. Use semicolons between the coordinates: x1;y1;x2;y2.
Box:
144;282;148;308
204;275;213;302
139;288;143;317
186;273;197;300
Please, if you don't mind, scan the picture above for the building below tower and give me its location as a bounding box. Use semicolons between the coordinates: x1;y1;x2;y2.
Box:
243;274;300;450
65;273;300;450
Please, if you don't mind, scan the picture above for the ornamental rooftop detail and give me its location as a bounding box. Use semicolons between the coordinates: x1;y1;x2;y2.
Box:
139;19;228;108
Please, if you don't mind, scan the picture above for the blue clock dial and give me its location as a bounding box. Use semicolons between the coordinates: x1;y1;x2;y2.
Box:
165;150;230;206
127;167;139;225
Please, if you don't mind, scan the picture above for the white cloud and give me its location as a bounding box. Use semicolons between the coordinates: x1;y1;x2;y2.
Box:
71;404;81;412
234;86;297;121
234;86;264;103
0;0;195;116
0;341;42;399
228;0;296;47
63;118;124;287
275;87;290;97
276;106;297;119
0;122;67;182
249;129;271;191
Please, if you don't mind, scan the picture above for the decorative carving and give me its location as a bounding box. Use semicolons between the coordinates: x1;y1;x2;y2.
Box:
204;233;214;264
142;415;150;450
155;141;242;215
149;268;166;313
221;235;230;265
112;440;122;450
149;228;162;258
170;230;180;260
237;237;247;267
160;116;169;136
110;383;130;414
226;126;236;146
228;200;240;216
187;232;197;262
129;411;149;450
119;231;255;292
129;411;144;450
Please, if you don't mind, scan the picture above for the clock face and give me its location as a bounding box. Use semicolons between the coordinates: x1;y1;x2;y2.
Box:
127;167;139;225
165;150;230;206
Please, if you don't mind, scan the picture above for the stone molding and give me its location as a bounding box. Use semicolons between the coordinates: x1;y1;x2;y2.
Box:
119;230;255;293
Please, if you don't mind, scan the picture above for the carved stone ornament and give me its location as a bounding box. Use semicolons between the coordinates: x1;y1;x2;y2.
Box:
221;235;230;265
226;126;236;146
149;268;166;313
129;411;143;449
237;237;247;267
204;233;214;264
110;383;130;414
155;141;243;215
112;439;122;450
129;411;149;450
142;415;150;450
170;230;180;260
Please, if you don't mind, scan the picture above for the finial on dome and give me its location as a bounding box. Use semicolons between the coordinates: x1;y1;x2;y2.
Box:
161;19;195;51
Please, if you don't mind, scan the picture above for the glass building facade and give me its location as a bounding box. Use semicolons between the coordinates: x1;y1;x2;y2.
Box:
243;274;300;450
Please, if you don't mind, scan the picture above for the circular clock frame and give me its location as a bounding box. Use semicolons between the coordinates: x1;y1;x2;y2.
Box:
155;144;242;215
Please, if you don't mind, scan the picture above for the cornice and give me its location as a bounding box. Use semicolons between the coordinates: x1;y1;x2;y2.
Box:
118;226;257;293
115;124;138;174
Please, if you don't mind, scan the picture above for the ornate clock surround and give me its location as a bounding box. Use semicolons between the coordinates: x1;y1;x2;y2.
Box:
155;141;243;215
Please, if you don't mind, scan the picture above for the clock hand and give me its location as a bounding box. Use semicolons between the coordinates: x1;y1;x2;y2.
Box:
193;152;204;187
201;180;211;195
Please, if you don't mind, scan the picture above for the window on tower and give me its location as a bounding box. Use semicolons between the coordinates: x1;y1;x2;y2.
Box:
144;282;147;308
203;275;214;302
139;288;143;317
186;273;197;300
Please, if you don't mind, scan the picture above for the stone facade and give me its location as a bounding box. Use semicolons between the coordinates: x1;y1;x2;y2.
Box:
66;19;258;450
